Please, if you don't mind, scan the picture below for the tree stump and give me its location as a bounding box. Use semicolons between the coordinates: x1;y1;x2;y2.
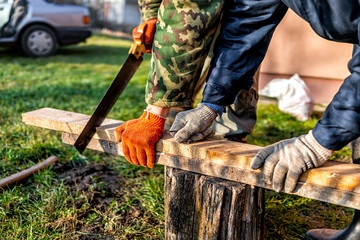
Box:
165;167;265;240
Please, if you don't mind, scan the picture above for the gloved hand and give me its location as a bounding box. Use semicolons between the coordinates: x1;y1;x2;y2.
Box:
115;110;165;168
132;19;157;53
251;130;333;192
169;103;217;143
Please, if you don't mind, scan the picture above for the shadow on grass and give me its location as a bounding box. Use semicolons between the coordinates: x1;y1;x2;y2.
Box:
0;46;24;57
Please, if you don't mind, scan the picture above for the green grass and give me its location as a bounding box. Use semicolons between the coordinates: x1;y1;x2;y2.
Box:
0;34;354;239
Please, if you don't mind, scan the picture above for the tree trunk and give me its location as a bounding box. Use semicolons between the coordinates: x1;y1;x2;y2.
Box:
165;167;265;240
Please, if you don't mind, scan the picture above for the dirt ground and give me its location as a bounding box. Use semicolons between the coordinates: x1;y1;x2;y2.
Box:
51;161;151;239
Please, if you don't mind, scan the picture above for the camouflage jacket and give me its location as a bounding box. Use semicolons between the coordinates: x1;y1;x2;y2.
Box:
138;0;225;108
138;0;161;21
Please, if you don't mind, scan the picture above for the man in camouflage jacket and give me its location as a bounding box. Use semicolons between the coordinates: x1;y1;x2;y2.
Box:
116;0;259;168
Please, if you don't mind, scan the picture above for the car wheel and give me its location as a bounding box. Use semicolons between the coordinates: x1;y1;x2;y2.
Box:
21;25;57;57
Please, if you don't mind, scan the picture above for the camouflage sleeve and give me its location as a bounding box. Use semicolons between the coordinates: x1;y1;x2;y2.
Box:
138;0;162;21
145;0;225;108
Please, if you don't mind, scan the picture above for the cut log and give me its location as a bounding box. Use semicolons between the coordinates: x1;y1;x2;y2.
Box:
165;167;264;240
22;108;360;210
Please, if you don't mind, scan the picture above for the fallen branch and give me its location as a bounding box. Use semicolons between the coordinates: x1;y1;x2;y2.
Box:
0;156;58;188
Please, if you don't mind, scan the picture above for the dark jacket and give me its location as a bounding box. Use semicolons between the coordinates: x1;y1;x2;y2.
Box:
203;0;360;150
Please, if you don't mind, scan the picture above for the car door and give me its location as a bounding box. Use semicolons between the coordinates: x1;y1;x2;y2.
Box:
0;0;14;32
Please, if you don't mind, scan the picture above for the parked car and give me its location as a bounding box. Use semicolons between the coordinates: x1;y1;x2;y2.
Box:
0;0;92;57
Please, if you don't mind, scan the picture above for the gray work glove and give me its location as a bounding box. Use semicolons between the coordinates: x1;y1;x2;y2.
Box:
169;103;217;143
251;130;333;193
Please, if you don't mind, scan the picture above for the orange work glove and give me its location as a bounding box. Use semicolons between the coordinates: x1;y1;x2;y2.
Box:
132;19;157;53
115;110;165;168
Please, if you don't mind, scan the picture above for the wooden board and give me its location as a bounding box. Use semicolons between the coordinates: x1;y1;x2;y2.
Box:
22;108;360;210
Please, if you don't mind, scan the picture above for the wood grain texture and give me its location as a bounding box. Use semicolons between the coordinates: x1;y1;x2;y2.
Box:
22;108;360;210
165;167;264;240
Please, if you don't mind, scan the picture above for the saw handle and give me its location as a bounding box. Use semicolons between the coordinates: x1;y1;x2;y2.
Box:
129;22;147;59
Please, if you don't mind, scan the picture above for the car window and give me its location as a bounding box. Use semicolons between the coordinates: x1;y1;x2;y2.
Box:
0;0;14;30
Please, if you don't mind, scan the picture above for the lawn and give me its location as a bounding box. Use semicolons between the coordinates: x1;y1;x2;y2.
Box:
0;34;354;239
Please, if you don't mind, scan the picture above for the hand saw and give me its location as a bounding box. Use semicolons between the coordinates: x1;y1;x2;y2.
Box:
74;23;148;154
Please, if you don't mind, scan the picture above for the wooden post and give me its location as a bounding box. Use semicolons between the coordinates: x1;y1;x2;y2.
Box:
165;167;264;240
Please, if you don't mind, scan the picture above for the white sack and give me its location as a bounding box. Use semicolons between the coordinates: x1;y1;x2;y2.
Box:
259;73;314;121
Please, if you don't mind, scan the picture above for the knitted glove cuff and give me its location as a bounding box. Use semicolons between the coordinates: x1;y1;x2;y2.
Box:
303;130;334;165
197;103;218;122
142;110;166;127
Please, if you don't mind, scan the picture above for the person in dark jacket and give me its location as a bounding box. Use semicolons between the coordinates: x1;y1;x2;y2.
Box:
169;1;360;239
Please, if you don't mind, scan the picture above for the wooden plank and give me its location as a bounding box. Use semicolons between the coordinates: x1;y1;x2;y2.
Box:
22;108;360;210
22;108;120;141
61;132;360;210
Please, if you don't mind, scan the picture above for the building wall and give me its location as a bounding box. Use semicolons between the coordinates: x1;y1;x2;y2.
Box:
67;0;140;31
104;0;140;32
260;9;353;105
